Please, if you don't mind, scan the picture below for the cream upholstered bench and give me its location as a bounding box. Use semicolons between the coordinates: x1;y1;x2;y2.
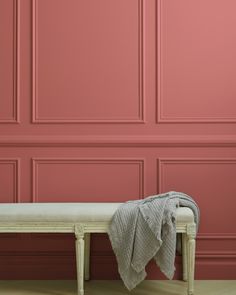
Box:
0;203;196;295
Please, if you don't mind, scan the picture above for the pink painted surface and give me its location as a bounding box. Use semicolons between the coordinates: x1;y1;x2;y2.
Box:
0;0;236;279
159;0;236;122
34;0;143;122
0;0;17;122
32;159;143;202
0;160;18;203
158;159;236;233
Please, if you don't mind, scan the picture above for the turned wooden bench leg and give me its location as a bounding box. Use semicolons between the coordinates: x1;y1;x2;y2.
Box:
84;233;91;280
182;233;188;282
75;225;85;295
186;224;196;295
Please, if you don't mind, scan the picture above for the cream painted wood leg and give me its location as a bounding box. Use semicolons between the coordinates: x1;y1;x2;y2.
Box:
182;233;188;282
186;224;196;295
84;233;91;281
75;224;85;295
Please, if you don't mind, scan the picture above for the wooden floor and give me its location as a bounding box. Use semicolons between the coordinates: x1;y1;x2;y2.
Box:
0;280;235;295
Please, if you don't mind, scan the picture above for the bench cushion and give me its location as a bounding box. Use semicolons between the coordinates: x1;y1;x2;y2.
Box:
0;203;194;223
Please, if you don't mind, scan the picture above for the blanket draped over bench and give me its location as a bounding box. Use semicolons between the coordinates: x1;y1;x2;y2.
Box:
107;191;200;291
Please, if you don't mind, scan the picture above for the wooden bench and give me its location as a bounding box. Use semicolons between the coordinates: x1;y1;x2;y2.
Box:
0;203;197;295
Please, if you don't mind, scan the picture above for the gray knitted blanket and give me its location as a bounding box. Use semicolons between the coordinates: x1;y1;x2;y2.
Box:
107;191;200;291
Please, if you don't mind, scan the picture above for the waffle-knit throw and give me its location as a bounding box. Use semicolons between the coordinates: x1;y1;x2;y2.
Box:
107;191;200;291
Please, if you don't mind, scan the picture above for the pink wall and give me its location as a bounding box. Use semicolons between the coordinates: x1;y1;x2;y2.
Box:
0;0;236;279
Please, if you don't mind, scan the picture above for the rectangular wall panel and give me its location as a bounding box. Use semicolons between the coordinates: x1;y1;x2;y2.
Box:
158;158;236;233
0;0;19;122
0;159;19;202
157;0;236;123
196;234;236;255
32;0;144;123
32;158;144;202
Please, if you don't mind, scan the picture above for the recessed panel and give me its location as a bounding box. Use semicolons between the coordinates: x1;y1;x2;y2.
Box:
0;160;18;202
33;0;143;122
159;159;236;233
196;235;236;254
33;159;144;202
0;0;17;122
158;0;236;122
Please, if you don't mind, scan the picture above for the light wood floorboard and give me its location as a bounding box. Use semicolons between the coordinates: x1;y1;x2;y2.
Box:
0;280;235;295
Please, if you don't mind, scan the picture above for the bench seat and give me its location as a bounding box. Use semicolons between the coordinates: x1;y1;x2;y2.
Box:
0;203;196;295
0;203;194;223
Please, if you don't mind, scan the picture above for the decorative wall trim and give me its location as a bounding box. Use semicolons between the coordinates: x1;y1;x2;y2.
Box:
156;0;236;124
197;233;236;240
0;158;20;202
0;251;75;257
32;0;145;123
196;233;236;258
31;158;145;202
91;234;236;258
0;251;235;279
0;0;20;123
1;135;236;147
91;252;236;259
196;252;236;258
1;249;235;260
158;158;236;192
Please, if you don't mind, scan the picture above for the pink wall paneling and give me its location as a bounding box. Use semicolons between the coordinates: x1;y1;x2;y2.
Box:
157;0;236;123
158;158;236;233
0;0;236;280
196;234;236;255
0;159;20;203
32;158;144;202
0;0;19;123
32;0;144;123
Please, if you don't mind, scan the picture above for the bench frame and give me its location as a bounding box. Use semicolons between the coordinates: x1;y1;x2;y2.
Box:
0;221;196;295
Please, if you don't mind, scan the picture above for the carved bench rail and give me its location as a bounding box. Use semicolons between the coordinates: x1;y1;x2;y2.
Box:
0;221;196;235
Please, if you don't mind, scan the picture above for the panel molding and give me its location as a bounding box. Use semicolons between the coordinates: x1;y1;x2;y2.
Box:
156;0;236;124
90;252;236;260
158;158;236;192
32;0;145;124
197;233;236;240
32;158;145;202
0;251;235;279
0;158;20;202
1;135;236;147
92;233;236;258
0;0;20;123
1;249;235;259
196;233;236;258
0;250;74;257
